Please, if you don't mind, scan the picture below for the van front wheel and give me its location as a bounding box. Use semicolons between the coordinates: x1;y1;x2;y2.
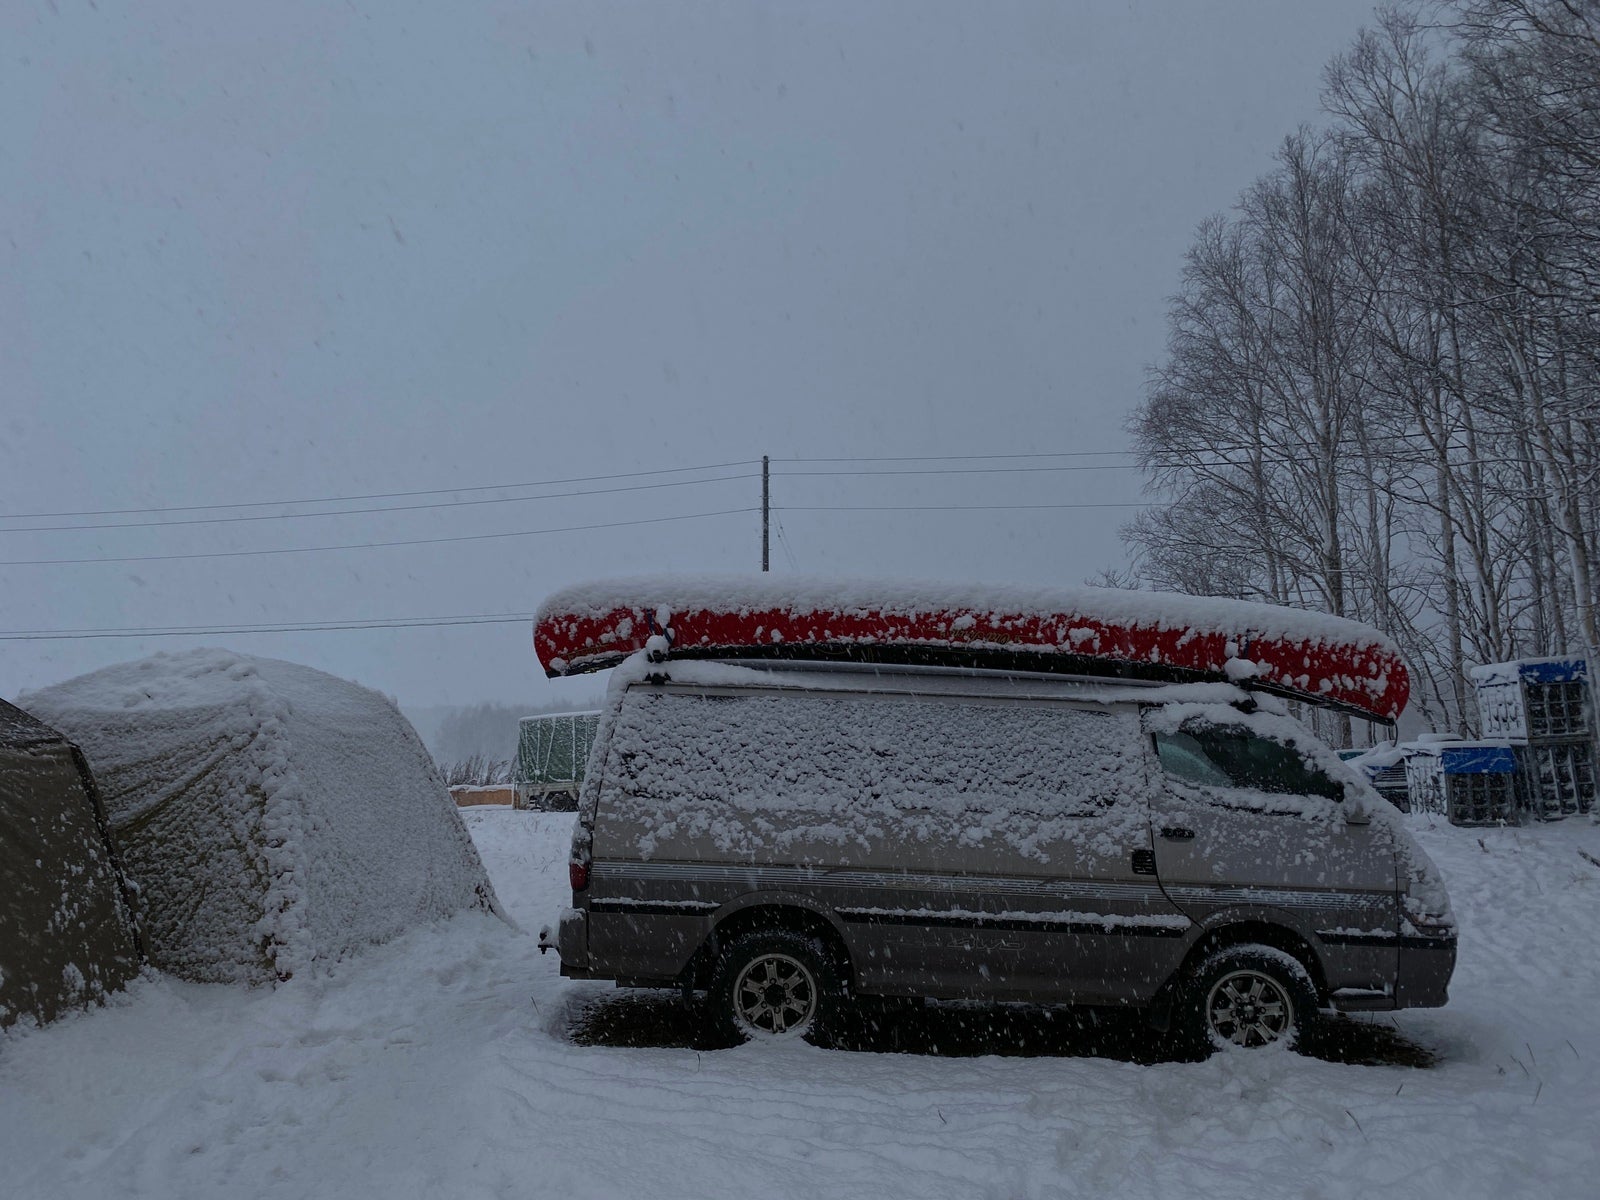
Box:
707;929;838;1046
1181;944;1316;1055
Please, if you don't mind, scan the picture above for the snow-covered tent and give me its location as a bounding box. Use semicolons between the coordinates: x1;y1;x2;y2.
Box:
23;650;500;985
0;698;141;1029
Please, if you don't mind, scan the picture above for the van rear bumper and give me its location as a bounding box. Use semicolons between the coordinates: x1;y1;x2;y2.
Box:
551;907;601;978
1394;934;1456;1009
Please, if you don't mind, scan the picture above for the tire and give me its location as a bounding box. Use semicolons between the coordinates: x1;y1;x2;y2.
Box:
706;929;839;1046
1179;943;1317;1055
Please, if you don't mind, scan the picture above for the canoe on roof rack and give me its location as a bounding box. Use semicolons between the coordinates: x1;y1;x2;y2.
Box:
533;574;1410;724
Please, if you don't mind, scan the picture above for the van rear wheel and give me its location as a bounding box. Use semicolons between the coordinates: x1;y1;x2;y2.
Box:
1180;944;1316;1055
707;929;837;1046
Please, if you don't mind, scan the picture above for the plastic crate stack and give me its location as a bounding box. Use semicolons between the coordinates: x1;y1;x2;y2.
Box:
1401;747;1446;817
1471;657;1596;820
1402;743;1519;825
1370;760;1411;812
1442;745;1519;826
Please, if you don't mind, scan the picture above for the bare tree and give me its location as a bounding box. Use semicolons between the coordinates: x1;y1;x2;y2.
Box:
1127;0;1600;735
439;753;514;788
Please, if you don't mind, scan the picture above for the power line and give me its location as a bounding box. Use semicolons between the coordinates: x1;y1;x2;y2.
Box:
777;450;1565;478
4;438;1530;527
771;431;1528;466
3;436;1482;523
773;450;1140;463
9;448;1549;541
778;464;1263;479
0;472;759;534
778;465;1143;478
773;513;799;570
0;507;756;567
0;459;760;522
0;612;540;641
776;502;1156;512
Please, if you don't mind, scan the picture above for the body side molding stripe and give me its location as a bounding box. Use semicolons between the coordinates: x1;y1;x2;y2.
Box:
589;898;720;917
836;907;1191;937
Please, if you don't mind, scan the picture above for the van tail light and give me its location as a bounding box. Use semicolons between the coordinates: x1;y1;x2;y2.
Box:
569;861;590;892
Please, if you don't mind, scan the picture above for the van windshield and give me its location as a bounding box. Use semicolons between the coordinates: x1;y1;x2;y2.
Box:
1154;726;1343;801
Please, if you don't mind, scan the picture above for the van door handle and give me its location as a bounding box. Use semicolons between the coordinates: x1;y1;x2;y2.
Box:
1160;827;1196;840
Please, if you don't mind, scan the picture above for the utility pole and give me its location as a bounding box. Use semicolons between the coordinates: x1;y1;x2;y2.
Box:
761;454;770;572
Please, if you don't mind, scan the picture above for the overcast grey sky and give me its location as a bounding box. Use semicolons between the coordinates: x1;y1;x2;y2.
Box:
3;1;1377;708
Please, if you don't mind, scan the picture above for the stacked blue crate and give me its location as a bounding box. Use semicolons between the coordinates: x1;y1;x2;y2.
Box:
1439;744;1519;826
1401;741;1518;823
1471;657;1595;819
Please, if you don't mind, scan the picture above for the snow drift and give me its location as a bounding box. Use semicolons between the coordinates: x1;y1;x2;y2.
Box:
23;650;499;984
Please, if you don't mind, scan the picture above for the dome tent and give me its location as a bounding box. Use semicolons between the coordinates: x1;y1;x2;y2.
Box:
0;698;141;1029
24;650;500;985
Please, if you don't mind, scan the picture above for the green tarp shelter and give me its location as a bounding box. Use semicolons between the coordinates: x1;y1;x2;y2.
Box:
0;697;141;1030
515;711;599;809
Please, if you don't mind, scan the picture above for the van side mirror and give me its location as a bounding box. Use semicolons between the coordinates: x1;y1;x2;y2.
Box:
1341;781;1371;823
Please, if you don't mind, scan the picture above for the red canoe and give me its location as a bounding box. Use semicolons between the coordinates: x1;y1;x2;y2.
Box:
534;575;1410;723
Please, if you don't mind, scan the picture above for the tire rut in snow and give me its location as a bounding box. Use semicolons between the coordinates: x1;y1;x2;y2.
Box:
566;989;1437;1067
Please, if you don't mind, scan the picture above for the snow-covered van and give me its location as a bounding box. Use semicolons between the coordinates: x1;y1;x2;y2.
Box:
535;577;1455;1052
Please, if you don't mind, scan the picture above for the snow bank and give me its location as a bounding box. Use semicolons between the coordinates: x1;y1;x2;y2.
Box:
4;811;1597;1200
22;650;499;984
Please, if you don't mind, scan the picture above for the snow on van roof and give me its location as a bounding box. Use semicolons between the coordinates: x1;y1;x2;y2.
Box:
536;574;1410;722
542;573;1385;639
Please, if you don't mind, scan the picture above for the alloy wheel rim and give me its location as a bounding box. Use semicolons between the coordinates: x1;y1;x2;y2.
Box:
1206;968;1294;1047
732;952;818;1037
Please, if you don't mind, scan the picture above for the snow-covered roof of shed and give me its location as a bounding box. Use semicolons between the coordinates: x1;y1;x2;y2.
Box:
23;647;371;718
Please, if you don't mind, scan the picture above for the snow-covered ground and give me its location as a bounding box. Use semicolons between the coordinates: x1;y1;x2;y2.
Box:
3;809;1597;1200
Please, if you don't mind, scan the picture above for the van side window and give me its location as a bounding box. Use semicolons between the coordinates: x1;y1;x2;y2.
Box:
1153;731;1233;789
604;690;1150;858
1152;726;1343;802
